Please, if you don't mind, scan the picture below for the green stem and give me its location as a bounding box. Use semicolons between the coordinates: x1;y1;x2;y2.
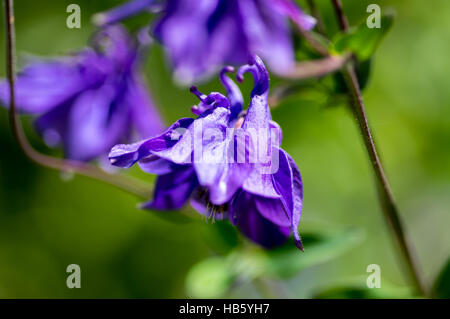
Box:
3;0;152;200
342;64;427;296
331;0;428;296
331;0;349;31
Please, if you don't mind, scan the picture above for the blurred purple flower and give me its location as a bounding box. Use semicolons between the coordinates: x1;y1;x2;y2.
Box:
95;0;316;83
93;0;165;26
0;26;164;161
109;56;304;250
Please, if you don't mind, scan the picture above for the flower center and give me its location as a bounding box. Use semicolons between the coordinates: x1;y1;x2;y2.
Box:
196;188;228;223
234;110;247;129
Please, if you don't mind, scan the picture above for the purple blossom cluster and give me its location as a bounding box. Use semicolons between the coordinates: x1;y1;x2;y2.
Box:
109;56;304;250
96;0;316;83
1;0;310;250
0;26;164;161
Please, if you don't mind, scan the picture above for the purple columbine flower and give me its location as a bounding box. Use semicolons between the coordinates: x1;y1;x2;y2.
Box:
0;26;164;162
95;0;316;83
109;55;304;250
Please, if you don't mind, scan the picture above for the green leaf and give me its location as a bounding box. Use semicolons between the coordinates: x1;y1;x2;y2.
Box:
333;58;373;94
185;228;365;297
433;257;450;298
333;13;395;61
356;58;373;90
261;228;365;278
230;228;365;280
185;257;235;298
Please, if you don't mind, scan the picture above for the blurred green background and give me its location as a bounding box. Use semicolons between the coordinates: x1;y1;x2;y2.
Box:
0;0;449;298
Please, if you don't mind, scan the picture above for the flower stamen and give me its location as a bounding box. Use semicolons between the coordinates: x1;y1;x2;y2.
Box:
190;86;207;102
196;187;228;223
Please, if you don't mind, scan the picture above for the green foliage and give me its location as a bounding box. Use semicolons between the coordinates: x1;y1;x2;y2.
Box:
185;257;235;299
263;228;364;278
185;228;364;298
333;58;373;94
333;13;395;61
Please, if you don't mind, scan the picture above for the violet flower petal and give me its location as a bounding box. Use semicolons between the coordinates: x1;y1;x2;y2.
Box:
67;85;130;161
242;168;280;198
231;191;290;248
254;196;291;228
125;73;165;138
156;106;230;164
237;55;279;198
237;55;269;99
138;156;174;175
275;0;317;31
237;0;295;74
272;147;304;251
0;51;104;114
219;66;243;121
153;0;220;83
269;120;283;147
109;117;194;168
142;165;198;210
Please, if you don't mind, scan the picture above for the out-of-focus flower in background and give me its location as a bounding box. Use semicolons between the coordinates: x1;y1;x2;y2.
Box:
94;0;316;84
109;56;304;250
0;26;164;162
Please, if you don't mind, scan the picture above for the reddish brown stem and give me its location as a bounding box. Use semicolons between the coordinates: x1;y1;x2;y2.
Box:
331;0;428;296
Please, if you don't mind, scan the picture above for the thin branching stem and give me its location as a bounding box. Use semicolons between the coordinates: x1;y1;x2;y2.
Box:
330;0;428;296
284;53;351;80
3;0;152;199
331;0;349;31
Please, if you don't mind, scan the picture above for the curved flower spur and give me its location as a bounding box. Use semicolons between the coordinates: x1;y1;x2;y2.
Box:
0;25;164;162
109;56;304;250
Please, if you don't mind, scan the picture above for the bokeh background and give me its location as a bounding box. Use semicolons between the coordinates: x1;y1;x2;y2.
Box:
0;0;449;298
